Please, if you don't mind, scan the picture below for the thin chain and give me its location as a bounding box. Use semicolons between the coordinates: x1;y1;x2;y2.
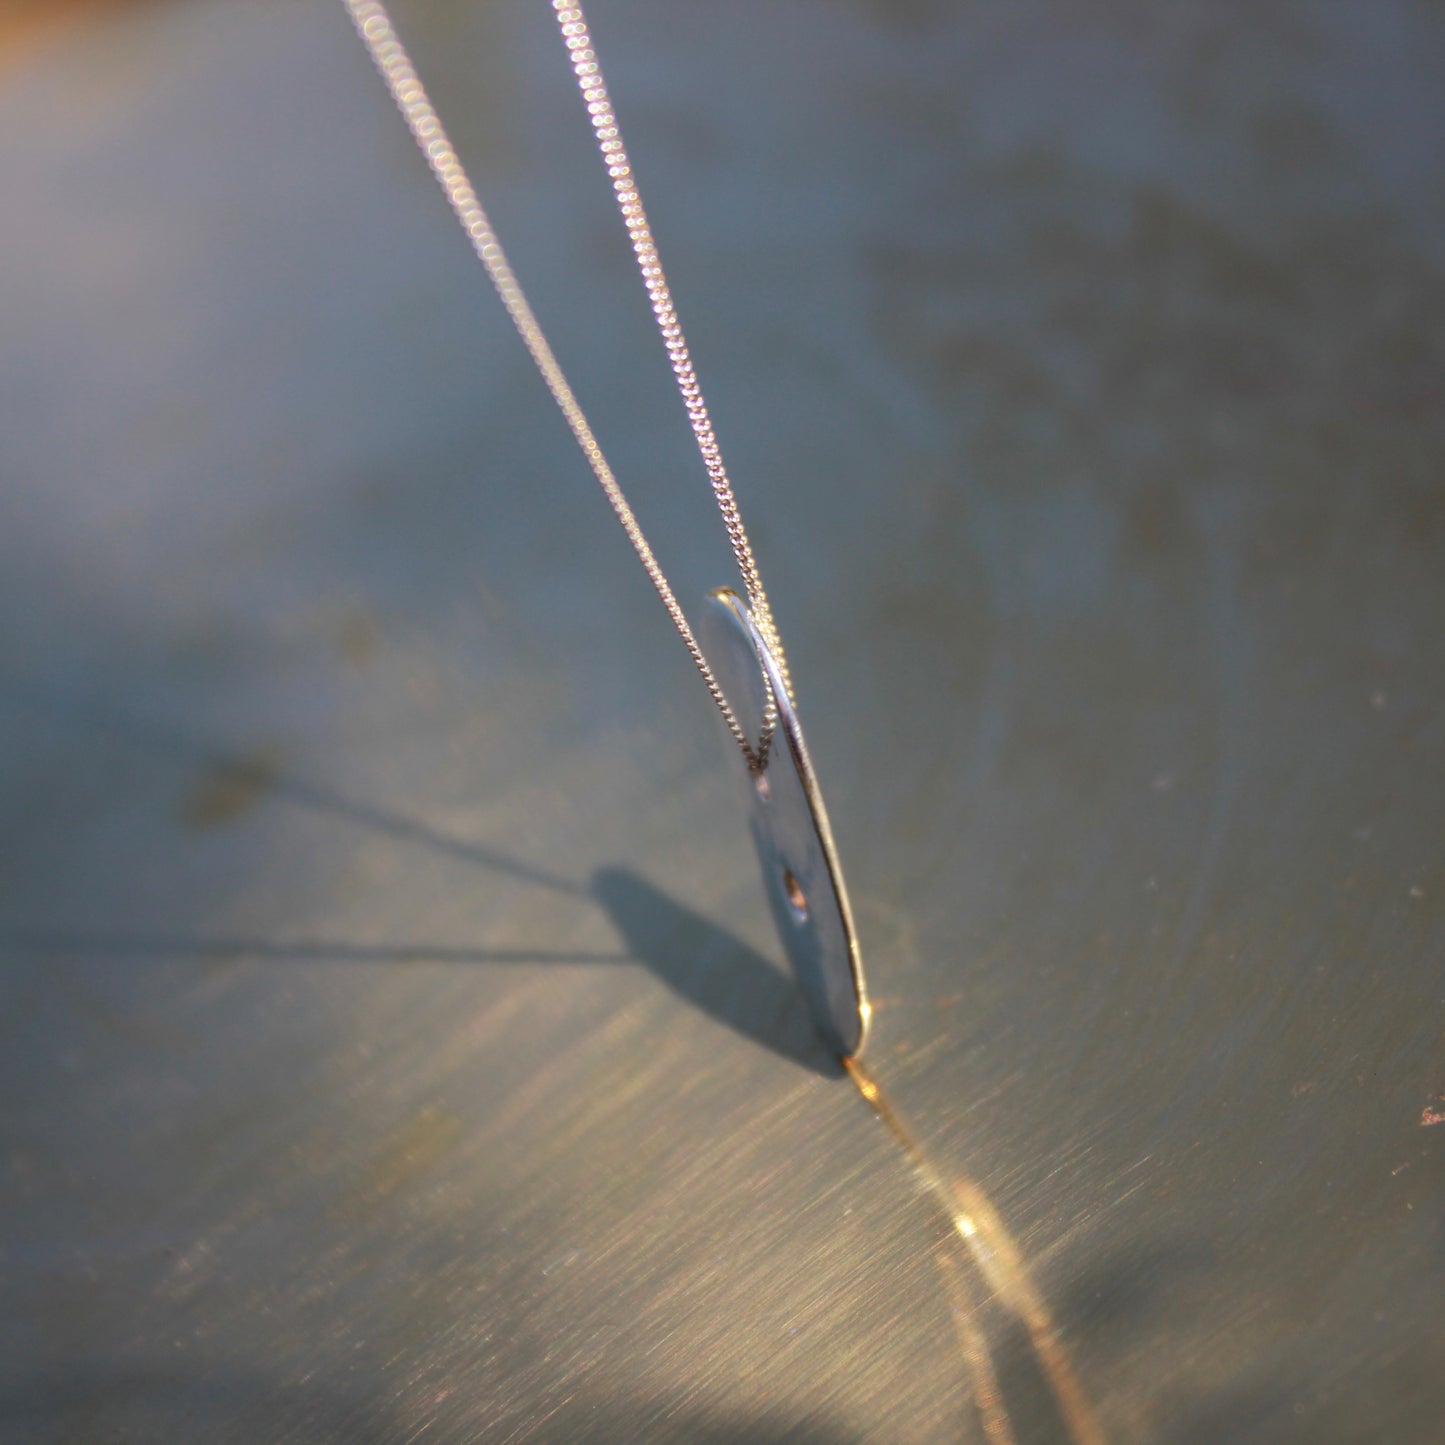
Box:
550;2;792;706
343;0;788;769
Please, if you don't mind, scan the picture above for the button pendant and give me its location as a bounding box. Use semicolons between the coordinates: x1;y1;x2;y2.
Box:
700;589;871;1060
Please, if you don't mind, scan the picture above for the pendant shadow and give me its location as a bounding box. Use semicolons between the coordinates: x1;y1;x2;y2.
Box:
591;866;843;1078
3;685;841;1077
1;894;840;1077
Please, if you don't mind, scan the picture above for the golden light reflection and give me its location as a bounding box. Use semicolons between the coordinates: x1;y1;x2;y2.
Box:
845;1055;1107;1445
934;1243;1017;1445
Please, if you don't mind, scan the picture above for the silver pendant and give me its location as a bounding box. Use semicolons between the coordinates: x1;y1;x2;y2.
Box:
700;589;870;1060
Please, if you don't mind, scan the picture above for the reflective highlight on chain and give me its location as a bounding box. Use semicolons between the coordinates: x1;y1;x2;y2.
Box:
551;3;792;712
342;0;787;771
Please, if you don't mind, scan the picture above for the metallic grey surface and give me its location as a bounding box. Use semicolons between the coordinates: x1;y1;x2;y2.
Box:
2;1;1444;1442
700;588;868;1060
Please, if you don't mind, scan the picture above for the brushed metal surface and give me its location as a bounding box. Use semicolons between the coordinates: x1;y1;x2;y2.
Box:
1;1;1443;1442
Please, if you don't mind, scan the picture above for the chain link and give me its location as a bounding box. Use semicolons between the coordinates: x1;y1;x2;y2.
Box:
344;0;790;770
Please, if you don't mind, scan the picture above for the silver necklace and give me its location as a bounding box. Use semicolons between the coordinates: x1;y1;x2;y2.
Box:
344;0;870;1060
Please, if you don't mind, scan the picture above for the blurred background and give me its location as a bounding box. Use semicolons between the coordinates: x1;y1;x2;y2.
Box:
2;1;1443;1440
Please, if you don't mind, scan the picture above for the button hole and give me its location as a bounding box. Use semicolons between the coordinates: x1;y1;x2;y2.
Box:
782;867;808;924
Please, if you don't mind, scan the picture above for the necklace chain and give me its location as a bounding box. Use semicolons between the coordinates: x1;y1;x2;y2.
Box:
344;0;790;770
